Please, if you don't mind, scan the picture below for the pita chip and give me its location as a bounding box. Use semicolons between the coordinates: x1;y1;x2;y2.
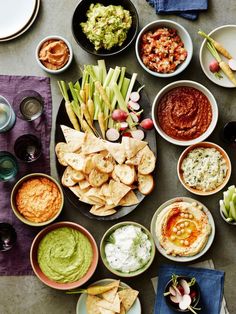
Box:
60;125;84;149
104;142;126;165
118;289;139;311
98;308;115;314
82;133;105;154
86;295;101;314
118;190;139;206
122;137;147;159
97;293;120;313
100;280;120;303
90;205;117;216
108;180;131;206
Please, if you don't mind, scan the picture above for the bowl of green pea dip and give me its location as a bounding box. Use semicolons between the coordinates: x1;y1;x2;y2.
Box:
72;0;139;56
30;221;98;290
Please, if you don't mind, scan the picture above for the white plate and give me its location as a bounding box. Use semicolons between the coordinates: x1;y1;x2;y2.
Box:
0;0;40;42
76;279;142;314
199;25;236;88
150;197;215;262
0;0;36;39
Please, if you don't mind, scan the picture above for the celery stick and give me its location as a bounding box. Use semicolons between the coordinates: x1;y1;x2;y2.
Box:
104;87;111;129
112;83;136;130
121;78;130;98
220;200;229;218
81;70;89;89
68;82;79;103
223;191;231;211
103;68;114;88
93;65;102;82
86;65;98;82
98;60;107;84
229;201;236;220
125;73;137;103
93;92;102;120
58;81;69;102
74;89;84;105
74;81;81;92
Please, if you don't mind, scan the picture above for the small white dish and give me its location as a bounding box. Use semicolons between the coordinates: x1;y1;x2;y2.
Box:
35;35;73;74
150;197;215;262
199;25;236;88
152;80;218;146
76;279;142;314
0;0;36;39
135;19;193;78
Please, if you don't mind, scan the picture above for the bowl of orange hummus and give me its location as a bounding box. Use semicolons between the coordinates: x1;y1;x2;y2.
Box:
11;173;64;226
35;35;73;74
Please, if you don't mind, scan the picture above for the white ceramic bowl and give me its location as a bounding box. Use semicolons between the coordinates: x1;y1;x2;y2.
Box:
35;35;73;74
135;20;193;77
177;142;232;196
152;80;218;146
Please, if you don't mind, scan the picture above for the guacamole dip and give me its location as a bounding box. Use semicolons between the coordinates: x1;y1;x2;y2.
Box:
38;227;93;283
81;3;132;50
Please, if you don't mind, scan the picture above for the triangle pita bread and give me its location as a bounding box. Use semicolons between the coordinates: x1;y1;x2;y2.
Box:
60;125;84;149
118;289;139;311
122;137;147;159
97;293;120;313
118;190;139;206
104;142;126;165
82;133;105;154
98;308;115;314
86;295;101;314
107;180;131;206
101;281;120;303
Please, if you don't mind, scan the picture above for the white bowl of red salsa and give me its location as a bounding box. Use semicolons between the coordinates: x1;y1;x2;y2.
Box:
135;20;193;77
152;80;218;146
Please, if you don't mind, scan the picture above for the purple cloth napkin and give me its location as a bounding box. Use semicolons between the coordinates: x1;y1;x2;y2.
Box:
0;75;52;275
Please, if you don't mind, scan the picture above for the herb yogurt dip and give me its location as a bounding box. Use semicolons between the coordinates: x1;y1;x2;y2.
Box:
181;147;228;191
104;225;152;273
81;3;132;51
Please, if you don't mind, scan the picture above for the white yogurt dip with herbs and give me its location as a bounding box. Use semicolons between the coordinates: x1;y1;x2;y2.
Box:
104;225;152;273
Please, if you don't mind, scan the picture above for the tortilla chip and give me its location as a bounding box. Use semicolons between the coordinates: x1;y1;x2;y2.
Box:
100;281;120;303
107;180;131;206
104;142;126;165
82;133;105;154
118;289;139;311
97;293;120;313
118;190;139;206
60;125;84;149
122;137;147;159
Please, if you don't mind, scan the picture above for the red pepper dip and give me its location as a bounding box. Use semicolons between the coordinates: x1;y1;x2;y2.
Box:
157;86;212;141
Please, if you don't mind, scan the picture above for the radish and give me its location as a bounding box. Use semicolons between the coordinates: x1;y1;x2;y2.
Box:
170;294;183;304
130;112;140;123
106;128;120;141
128;101;140;111
140;118;154;130
228;59;236;71
209;59;220;73
180;279;190;295
169;286;176;296
129;85;145;102
122;131;132;137
119;122;128;131
179;294;192;310
112;109;128;122
131;129;145;141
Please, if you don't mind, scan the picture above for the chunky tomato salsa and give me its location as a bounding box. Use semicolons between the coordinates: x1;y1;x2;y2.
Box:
157;86;212;141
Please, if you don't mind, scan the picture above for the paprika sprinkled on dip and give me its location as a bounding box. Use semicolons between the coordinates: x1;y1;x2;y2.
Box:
157;86;212;141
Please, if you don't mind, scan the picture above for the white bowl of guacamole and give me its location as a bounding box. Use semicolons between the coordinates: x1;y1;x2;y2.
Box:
30;221;98;290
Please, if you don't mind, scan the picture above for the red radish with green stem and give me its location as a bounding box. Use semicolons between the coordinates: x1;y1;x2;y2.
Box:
129;85;145;103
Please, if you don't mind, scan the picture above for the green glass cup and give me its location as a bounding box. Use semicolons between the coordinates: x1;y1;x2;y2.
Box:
0;152;18;182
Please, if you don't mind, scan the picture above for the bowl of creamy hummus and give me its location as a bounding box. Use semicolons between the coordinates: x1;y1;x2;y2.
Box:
35;35;73;74
11;173;64;226
30;221;98;290
100;221;155;277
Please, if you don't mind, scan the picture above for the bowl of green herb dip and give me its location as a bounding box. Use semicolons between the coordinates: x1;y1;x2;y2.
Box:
30;221;98;290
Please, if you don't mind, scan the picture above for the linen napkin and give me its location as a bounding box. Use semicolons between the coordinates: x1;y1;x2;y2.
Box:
147;0;208;20
0;75;52;275
154;263;224;314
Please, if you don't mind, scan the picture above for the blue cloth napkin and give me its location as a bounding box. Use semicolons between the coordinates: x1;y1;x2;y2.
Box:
155;264;224;314
147;0;208;20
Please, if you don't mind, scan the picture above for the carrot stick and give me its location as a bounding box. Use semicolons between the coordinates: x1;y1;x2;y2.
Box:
80;90;86;104
95;81;111;110
198;30;232;59
87;98;95;120
85;83;90;104
65;101;80;131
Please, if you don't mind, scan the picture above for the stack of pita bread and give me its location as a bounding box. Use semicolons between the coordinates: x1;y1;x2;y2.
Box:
55;125;156;216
